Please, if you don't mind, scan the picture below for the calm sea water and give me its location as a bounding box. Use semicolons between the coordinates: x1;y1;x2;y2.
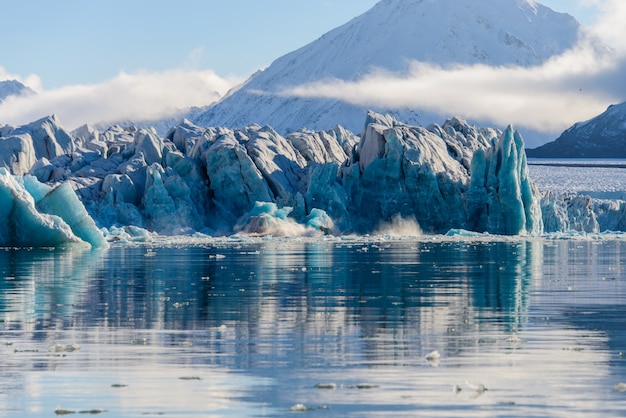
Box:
1;238;626;417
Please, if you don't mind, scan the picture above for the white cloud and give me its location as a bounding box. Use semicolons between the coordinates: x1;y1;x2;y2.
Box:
0;69;240;129
281;45;622;134
582;0;626;49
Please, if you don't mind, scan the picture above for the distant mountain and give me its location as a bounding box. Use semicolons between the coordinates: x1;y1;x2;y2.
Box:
193;0;591;134
527;102;626;158
0;80;35;103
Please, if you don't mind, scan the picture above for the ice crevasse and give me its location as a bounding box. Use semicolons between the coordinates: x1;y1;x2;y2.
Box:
0;112;545;246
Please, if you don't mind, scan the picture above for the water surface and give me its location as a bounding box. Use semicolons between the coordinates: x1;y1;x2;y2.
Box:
1;238;626;417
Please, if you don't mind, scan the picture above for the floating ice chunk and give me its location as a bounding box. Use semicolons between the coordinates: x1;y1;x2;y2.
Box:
466;380;488;398
615;383;626;392
289;404;314;412
314;383;337;390
350;384;379;389
0;168;82;247
445;229;486;237
48;343;80;353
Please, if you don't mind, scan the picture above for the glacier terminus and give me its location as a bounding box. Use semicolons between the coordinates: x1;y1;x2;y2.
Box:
0;112;554;247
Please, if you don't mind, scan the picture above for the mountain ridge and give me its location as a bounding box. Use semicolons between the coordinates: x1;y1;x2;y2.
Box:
527;102;626;158
0;80;35;103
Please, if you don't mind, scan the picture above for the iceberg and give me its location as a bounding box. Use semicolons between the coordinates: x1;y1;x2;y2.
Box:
0;169;107;248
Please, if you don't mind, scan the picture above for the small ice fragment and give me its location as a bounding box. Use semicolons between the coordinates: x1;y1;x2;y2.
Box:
49;344;80;353
615;383;626;392
506;336;524;344
466;380;488;398
289;404;313;412
350;384;379;389
425;350;441;361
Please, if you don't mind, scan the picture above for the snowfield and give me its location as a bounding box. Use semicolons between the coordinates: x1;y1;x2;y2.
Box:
529;159;626;199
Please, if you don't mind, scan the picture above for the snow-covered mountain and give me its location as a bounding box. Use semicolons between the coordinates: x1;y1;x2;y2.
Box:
194;0;587;134
0;80;35;103
527;102;626;158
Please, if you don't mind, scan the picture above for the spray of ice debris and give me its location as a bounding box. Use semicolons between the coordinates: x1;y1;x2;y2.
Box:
374;215;423;237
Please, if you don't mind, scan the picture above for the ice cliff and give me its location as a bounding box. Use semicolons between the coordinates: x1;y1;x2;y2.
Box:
0;112;549;245
0;168;107;248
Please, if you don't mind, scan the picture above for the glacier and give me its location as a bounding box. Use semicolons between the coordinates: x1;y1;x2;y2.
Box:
0;111;557;247
6;111;626;246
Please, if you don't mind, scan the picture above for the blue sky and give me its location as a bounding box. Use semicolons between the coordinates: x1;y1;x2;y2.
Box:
0;0;600;89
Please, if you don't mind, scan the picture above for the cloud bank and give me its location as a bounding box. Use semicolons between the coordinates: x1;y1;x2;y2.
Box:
280;0;626;136
0;68;240;129
282;45;624;133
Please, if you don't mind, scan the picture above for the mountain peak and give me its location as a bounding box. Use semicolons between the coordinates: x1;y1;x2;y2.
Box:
0;80;36;103
193;0;591;134
527;102;626;158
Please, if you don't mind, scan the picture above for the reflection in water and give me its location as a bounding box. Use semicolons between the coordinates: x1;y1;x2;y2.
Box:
0;239;625;417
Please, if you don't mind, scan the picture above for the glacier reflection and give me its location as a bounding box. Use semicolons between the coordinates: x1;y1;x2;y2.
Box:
1;239;626;417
